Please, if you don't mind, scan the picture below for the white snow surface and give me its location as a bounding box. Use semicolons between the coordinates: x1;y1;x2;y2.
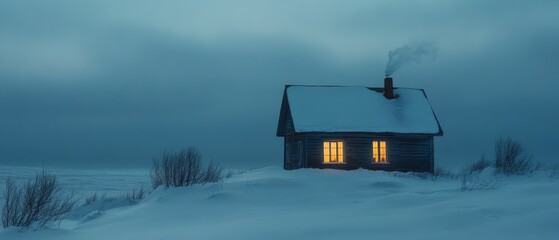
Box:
287;86;441;134
1;166;559;239
0;166;149;201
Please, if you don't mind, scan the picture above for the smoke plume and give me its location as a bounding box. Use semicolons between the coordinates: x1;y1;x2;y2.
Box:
385;41;438;76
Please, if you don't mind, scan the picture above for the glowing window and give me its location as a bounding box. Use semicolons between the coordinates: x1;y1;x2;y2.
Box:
372;141;388;163
323;141;344;163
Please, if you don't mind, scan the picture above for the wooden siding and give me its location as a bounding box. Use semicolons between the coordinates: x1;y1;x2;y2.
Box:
303;133;434;172
283;111;307;170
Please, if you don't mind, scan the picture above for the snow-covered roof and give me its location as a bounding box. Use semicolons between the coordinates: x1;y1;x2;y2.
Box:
277;85;443;135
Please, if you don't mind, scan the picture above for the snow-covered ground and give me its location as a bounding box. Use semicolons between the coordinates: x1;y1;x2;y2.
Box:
1;166;558;239
0;165;149;202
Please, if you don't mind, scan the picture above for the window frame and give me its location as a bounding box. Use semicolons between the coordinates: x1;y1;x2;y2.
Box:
372;140;389;164
322;140;346;164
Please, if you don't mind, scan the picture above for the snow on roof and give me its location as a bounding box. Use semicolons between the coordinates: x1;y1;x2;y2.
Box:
285;86;442;134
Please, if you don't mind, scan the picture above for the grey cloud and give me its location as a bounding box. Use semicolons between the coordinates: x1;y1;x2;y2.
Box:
1;0;559;169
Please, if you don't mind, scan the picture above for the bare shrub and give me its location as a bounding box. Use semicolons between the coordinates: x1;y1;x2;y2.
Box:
468;155;492;173
151;148;201;188
84;192;98;205
87;189;150;206
225;170;234;178
494;136;535;175
81;186;151;209
460;169;501;191
2;172;77;230
2;178;21;229
123;186;150;203
200;161;223;184
151;147;223;189
85;192;102;206
84;192;116;206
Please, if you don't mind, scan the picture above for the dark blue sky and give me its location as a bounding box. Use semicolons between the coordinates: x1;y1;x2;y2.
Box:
1;0;558;169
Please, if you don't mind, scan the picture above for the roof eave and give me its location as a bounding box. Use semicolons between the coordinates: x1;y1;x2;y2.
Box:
276;86;290;137
420;89;444;137
293;130;442;137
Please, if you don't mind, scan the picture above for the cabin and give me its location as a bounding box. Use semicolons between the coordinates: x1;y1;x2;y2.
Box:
276;77;443;173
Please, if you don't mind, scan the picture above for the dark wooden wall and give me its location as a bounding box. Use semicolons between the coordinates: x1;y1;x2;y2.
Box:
283;111;306;170
291;132;434;173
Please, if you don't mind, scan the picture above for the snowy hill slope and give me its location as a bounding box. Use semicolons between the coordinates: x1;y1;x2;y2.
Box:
1;167;558;240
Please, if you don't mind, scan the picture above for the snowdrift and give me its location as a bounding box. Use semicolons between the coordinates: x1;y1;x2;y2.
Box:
1;167;558;240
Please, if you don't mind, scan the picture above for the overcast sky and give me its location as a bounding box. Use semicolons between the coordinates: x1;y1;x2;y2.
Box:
1;0;559;169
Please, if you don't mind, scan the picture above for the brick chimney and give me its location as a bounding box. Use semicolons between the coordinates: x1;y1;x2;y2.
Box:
384;76;395;99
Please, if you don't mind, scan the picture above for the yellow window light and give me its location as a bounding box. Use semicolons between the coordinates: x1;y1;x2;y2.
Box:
323;141;344;163
372;141;379;163
323;142;330;163
380;141;387;162
373;141;388;163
